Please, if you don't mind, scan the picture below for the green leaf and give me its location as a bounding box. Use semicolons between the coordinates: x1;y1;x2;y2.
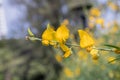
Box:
108;55;120;63
104;44;120;50
108;57;120;63
28;28;34;37
30;37;42;41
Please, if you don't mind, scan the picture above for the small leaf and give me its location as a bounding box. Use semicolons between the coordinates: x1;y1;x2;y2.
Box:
28;37;36;41
28;28;34;37
108;57;120;63
104;44;120;50
108;55;120;63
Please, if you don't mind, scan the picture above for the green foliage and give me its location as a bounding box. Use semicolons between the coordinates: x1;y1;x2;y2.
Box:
104;44;120;50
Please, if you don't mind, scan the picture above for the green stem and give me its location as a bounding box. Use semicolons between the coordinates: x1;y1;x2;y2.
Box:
33;37;42;41
93;48;113;51
66;43;80;47
66;43;114;52
27;36;115;52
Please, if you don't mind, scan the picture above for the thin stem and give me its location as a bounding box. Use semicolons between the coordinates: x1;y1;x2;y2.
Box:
66;43;80;47
35;38;42;41
27;36;115;52
93;47;114;51
33;37;42;41
66;44;114;52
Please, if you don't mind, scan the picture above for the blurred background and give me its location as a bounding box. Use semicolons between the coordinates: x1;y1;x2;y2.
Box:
0;0;120;80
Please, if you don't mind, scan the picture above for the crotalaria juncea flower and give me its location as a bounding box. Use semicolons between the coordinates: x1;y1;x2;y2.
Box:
60;43;71;58
56;24;69;43
78;30;95;48
42;24;56;46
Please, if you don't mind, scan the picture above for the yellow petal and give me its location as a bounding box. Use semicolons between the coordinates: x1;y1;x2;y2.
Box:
59;43;71;58
90;49;98;55
42;24;56;45
90;49;99;60
42;40;49;46
78;30;95;48
63;50;71;58
96;18;104;24
56;25;69;43
60;43;69;52
90;8;101;17
49;40;57;46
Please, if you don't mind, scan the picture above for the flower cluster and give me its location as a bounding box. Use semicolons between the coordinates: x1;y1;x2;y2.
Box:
27;23;98;60
42;23;71;58
26;20;120;61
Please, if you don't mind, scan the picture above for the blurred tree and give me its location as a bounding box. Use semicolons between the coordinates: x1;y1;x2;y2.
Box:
66;0;92;29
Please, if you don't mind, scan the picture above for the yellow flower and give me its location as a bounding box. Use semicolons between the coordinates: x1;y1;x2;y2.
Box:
90;49;99;60
92;54;99;60
42;23;70;46
60;43;71;58
86;46;93;52
42;24;56;46
41;23;71;57
90;8;101;17
60;43;69;51
78;30;95;48
108;2;118;11
96;18;104;24
41;40;49;46
56;24;69;43
63;50;71;58
96;18;104;28
64;67;73;78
